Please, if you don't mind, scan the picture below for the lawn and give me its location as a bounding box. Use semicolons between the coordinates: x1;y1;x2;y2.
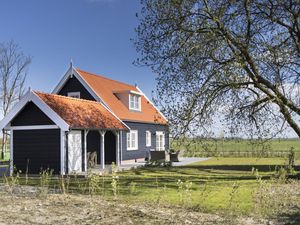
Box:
3;157;299;218
115;157;299;215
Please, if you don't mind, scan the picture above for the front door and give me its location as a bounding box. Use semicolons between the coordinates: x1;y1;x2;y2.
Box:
68;130;82;173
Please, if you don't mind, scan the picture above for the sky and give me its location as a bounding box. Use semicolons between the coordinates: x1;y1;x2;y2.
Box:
0;0;155;97
0;0;297;138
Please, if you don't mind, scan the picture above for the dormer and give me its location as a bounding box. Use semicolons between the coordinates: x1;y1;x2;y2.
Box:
114;90;142;112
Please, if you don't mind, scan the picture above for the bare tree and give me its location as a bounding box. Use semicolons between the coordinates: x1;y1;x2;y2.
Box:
0;41;31;159
135;0;300;139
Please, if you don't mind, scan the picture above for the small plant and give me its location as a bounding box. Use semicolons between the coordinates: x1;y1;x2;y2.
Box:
286;147;296;175
156;185;167;205
177;179;184;203
4;168;20;198
276;167;288;181
39;168;53;198
129;182;137;195
111;162;119;199
25;159;29;185
228;182;239;212
88;172;101;196
177;179;193;206
145;160;172;167
199;182;210;205
59;175;66;195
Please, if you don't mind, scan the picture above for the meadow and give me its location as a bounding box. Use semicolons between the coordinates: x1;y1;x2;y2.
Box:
1;139;300;224
172;138;300;159
1;157;299;224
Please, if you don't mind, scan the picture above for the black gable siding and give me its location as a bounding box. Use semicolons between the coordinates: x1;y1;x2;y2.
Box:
13;129;61;174
58;76;96;101
121;121;169;161
11;102;54;126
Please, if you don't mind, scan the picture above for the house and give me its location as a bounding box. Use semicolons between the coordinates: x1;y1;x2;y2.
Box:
0;64;169;175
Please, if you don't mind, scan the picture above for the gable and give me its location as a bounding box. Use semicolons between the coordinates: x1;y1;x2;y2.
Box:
58;76;96;101
11;102;55;126
52;66;168;125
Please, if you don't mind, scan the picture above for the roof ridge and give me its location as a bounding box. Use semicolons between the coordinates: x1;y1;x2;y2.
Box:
76;68;138;90
33;90;103;105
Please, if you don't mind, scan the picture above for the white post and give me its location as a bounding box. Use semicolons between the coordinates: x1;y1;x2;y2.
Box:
115;131;120;166
120;130;122;163
60;130;65;175
99;130;106;170
9;129;13;176
84;130;89;172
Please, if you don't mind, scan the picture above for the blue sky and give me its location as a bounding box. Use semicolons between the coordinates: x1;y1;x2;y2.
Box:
0;0;155;96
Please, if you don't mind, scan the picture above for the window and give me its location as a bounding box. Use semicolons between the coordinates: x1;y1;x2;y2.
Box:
127;130;138;150
129;94;141;111
68;92;80;98
156;131;165;151
146;131;151;147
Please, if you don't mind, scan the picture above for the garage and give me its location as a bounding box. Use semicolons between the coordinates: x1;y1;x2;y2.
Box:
13;129;61;174
0;90;127;175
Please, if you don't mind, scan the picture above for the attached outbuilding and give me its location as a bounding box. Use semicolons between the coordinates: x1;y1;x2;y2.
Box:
0;90;129;175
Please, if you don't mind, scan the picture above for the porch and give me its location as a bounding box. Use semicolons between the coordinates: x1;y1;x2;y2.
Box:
67;129;123;174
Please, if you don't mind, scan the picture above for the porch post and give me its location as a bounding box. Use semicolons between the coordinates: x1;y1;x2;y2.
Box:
116;131;120;166
84;130;89;172
9;129;13;176
99;130;106;170
60;130;65;175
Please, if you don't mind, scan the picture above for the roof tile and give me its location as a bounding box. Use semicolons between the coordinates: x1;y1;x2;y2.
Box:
35;91;128;130
76;69;167;125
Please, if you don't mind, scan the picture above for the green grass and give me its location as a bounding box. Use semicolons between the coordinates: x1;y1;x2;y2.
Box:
193;157;289;165
115;157;298;214
3;157;295;215
172;138;300;158
2;157;298;216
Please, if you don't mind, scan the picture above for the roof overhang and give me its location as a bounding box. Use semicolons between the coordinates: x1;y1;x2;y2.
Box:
0;91;70;131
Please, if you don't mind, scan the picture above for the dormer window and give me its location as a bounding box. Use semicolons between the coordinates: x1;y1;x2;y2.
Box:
129;94;141;111
68;92;80;98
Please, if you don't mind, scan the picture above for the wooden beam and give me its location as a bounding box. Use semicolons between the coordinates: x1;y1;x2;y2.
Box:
83;130;88;172
9;129;13;176
99;130;106;170
114;131;120;166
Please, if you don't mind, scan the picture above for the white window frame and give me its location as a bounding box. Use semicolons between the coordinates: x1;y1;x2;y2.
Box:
68;92;80;98
156;131;165;151
146;131;151;147
127;130;138;150
129;94;141;111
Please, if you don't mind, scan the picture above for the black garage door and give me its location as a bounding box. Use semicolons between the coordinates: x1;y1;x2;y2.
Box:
13;129;61;174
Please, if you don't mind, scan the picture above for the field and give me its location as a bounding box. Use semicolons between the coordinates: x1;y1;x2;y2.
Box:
1;139;300;224
172;138;300;158
1;157;299;224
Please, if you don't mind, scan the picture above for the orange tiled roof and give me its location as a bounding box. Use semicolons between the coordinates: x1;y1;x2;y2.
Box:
76;69;167;125
35;91;128;130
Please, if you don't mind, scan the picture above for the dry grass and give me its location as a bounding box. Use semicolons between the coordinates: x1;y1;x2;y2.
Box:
0;184;271;225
